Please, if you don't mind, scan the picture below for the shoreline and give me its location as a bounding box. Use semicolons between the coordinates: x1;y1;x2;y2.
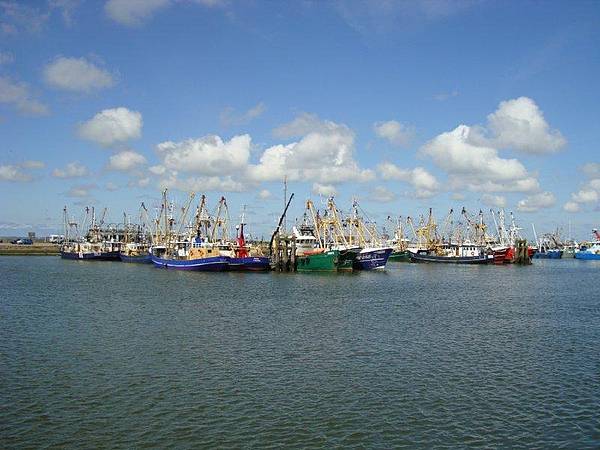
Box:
0;244;60;256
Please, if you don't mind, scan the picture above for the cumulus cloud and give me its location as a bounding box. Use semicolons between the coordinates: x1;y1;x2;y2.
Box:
563;201;580;213
370;185;396;203
44;57;114;93
0;164;32;182
21;160;45;169
105;0;225;26
66;183;96;198
312;183;337;197
481;194;507;208
571;189;598;204
258;189;271;199
52;162;88;178
157;134;250;175
220;102;266;127
581;162;600;178
378;162;440;198
108;151;147;171
105;0;170;26
159;174;244;193
0;76;49;115
373;120;415;147
106;181;119;191
78;107;142;147
472;97;566;154
564;163;600;210
516;191;556;212
251;114;374;184
420;125;539;193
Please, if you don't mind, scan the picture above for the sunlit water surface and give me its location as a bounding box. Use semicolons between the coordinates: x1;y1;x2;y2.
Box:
2;257;599;448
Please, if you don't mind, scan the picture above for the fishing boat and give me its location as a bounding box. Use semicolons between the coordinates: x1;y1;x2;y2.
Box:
119;206;152;263
294;199;356;271
386;217;411;262
489;210;535;263
60;206;121;260
406;208;492;264
410;244;492;264
225;206;270;271
344;199;393;270
575;229;600;260
150;191;229;271
532;224;563;259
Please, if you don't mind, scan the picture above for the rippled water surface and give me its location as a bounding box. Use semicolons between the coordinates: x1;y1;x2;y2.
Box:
2;256;600;448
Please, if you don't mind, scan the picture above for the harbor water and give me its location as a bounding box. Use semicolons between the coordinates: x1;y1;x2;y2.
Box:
2;256;599;448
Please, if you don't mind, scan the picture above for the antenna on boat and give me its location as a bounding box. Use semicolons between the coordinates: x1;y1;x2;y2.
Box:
283;176;288;235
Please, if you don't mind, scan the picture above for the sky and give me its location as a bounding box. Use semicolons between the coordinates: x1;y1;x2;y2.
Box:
1;0;599;240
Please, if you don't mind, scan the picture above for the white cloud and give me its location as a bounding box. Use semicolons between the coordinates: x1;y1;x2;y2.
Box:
66;183;96;197
371;186;396;203
588;179;600;190
378;162;440;198
420;125;539;193
105;0;170;26
44;57;114;93
0;51;14;64
481;194;507;208
220;102;266;127
78;107;142;147
250;114;374;184
21;160;45;169
0;164;32;182
312;183;337;197
433;90;458;101
258;189;271;199
108;151;147;172
373;120;414;147
157;134;250;175
105;0;225;26
52;162;88;178
516;191;556;212
0;76;49;115
148;165;166;175
581;162;600;178
563;201;580;213
106;181;119;191
571;189;598;204
473;97;566;154
159;174;244;193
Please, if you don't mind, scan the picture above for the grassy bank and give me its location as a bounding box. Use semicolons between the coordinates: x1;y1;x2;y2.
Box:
0;243;60;256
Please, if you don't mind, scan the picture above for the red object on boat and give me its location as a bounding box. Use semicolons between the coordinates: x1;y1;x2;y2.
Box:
235;223;249;258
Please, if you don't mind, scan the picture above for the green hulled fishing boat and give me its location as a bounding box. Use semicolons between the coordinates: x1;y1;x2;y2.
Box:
388;250;411;261
296;249;354;272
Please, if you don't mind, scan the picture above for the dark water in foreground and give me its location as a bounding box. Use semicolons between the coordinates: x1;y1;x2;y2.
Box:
1;256;599;449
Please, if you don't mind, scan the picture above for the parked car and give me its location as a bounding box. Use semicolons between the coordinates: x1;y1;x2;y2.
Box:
16;238;33;245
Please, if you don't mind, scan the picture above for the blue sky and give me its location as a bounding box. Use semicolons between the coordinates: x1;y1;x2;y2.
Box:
1;0;599;240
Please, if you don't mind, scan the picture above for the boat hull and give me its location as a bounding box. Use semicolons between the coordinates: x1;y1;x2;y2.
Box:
228;256;270;271
388;250;411;262
297;250;354;272
533;250;562;259
409;251;491;264
119;253;152;263
354;248;393;270
61;250;121;261
151;255;229;271
574;252;600;260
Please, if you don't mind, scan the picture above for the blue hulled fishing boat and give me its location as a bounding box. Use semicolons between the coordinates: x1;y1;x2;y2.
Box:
354;247;393;270
575;229;600;260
